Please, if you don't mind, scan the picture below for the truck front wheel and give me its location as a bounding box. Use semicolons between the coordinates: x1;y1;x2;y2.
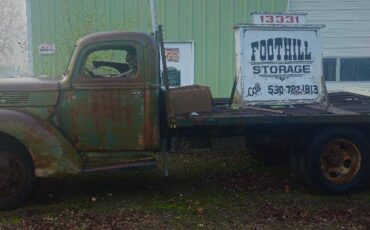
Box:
0;149;35;210
304;128;370;194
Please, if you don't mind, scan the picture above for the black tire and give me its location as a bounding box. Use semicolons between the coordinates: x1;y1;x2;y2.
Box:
303;127;370;195
0;148;35;210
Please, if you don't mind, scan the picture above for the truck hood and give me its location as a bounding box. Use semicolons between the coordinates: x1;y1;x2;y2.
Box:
0;77;59;107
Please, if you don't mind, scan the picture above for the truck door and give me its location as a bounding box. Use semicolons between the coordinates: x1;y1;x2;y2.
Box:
59;41;149;151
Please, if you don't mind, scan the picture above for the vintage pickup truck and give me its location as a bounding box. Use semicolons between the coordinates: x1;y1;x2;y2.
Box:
1;31;370;210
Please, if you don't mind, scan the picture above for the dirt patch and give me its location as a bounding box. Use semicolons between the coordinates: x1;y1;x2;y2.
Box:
208;171;296;192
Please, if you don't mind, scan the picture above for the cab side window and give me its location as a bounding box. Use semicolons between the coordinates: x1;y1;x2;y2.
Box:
83;46;138;79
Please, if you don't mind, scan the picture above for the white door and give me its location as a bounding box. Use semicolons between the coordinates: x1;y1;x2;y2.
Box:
289;0;370;57
163;42;194;87
289;0;370;91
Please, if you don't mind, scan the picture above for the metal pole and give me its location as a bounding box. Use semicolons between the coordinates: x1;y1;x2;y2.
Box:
149;0;174;128
149;0;158;33
149;0;173;177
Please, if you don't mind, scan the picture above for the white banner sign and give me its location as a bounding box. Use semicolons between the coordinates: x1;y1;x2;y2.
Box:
235;26;324;105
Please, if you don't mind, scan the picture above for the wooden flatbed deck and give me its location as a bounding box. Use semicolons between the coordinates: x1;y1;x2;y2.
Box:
175;92;370;127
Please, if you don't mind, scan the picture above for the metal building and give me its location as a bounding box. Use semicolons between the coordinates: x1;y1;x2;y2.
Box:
29;0;287;97
290;0;370;91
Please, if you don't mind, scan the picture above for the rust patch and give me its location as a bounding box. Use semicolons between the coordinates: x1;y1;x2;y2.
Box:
0;109;82;177
57;81;148;151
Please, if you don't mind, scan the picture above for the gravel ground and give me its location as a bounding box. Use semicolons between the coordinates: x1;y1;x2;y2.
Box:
1;150;370;229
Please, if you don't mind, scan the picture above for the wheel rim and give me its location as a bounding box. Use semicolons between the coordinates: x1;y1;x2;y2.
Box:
320;139;362;184
0;153;24;201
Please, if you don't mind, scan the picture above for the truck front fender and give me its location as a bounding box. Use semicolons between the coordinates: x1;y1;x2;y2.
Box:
0;109;82;177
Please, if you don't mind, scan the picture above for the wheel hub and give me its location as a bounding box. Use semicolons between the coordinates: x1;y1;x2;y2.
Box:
320;139;361;184
324;151;343;166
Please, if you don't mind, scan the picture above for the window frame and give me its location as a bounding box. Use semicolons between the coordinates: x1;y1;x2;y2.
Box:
323;57;370;82
340;57;370;82
72;41;142;83
323;57;337;82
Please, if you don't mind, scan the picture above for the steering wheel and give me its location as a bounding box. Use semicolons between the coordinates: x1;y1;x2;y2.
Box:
84;68;104;78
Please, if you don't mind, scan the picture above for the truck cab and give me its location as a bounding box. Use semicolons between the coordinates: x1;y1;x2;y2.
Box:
0;32;161;210
54;32;161;161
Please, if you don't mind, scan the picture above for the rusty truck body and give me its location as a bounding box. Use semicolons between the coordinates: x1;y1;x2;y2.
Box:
1;31;370;210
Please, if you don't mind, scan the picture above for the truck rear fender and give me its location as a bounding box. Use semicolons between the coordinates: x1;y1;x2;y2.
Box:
0;109;82;177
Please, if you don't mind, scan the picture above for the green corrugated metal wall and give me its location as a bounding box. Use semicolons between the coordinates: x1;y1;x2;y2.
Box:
31;0;287;97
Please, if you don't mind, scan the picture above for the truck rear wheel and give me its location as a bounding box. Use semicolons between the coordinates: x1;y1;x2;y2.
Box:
0;149;35;210
303;128;370;194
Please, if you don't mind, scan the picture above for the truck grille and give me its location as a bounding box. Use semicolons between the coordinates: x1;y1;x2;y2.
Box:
0;92;30;105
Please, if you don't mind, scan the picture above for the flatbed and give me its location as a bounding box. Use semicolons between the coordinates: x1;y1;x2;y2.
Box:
175;92;370;127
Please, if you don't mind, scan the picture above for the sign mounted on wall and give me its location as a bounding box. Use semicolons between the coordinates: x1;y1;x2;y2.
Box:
165;48;180;62
252;12;306;25
162;42;194;87
233;13;325;106
39;43;56;55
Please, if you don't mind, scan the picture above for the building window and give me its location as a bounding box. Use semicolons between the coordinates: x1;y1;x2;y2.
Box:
323;58;336;81
340;58;370;81
323;57;370;82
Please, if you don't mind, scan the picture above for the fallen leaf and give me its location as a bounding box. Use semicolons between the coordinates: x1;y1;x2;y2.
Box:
196;207;204;215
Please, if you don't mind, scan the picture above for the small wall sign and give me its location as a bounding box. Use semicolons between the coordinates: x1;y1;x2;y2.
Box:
39;43;56;55
165;48;180;62
252;12;306;25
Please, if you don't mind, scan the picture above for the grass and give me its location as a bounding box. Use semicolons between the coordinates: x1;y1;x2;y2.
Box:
0;216;22;225
1;149;370;229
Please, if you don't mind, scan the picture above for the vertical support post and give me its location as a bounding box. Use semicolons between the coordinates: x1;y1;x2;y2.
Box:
161;138;169;177
158;25;175;128
149;0;173;177
158;26;170;93
335;57;341;82
149;0;158;33
149;0;174;128
321;75;330;108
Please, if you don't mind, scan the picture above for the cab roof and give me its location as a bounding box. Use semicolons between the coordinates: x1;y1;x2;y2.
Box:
76;31;155;48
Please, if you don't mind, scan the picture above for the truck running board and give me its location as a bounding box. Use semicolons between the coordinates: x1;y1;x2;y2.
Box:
82;160;157;174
